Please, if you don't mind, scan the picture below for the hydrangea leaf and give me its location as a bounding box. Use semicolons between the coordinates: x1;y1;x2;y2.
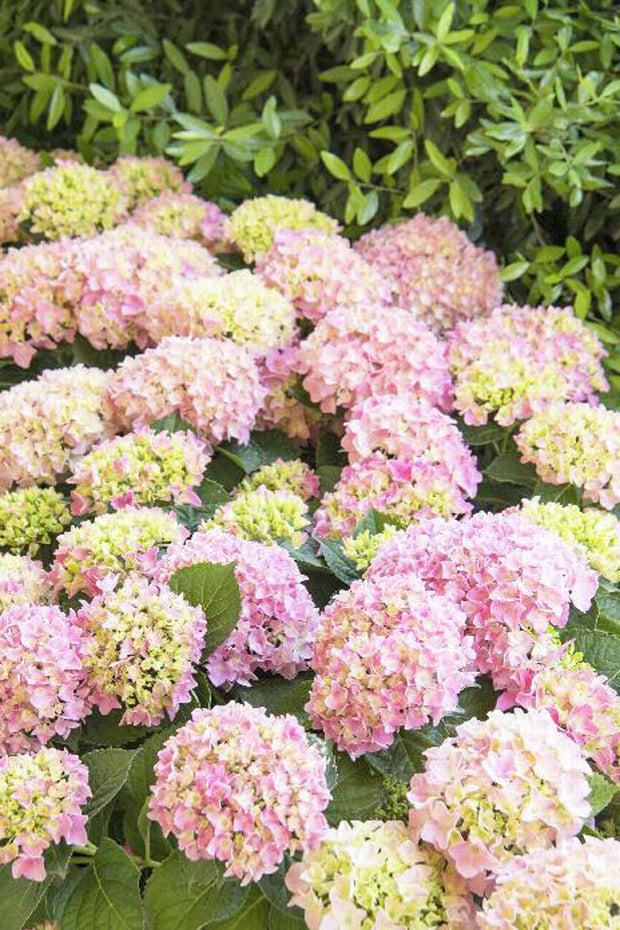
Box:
83;748;137;819
168;561;242;654
60;839;144;930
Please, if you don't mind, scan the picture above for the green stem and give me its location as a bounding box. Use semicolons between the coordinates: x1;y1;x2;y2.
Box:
71;842;97;856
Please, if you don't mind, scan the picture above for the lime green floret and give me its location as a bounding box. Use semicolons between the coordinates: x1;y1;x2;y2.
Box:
519;496;620;582
374;774;410;823
200;487;310;547
342;525;398;572
239;458;318;501
225;194;339;263
0;487;71;555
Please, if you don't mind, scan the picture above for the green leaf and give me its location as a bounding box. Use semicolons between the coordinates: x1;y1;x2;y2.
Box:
499;260;530;282
262;96;280;139
268;906;306;929
255;146;277;177
186;42;228;60
353;147;372;182
326;753;384;825
46;84;65;130
484;451;538;487
211;887;270;929
317;465;342;494
365;88;406;123
168;562;241;654
424;139;454;177
436;3;455;41
90;43;115;88
144;852;247;930
60;839;144;930
89;83;122;113
130;83;171;112
242;70;277;100
588;772;619;816
320;151;351;181
205;75;228;124
567;630;620;692
80;709;149;748
457;420;507;446
14;41;35;71
0;865;51;930
403;177;441;208
24;21;58;44
163;39;189;73
319;539;360;585
83;749;137;818
230;673;313;723
150;412;196;434
316;433;347;468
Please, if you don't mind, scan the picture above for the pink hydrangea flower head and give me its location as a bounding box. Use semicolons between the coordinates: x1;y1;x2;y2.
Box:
130;190;227;249
257;345;326;443
75;574;206;727
408;707;593;891
524;661;620;784
0;604;90;753
299;304;453;414
286;819;477;930
67;226;223;351
448;304;608;426
108;155;190;209
354;214;502;333
0;747;90;881
201;486;310;548
50;506;188;597
516;402;620;509
0;554;53;611
152;529;319;688
225;194;340;263
146;269;297;353
0;241;78;366
0;487;71;555
516;496;620;582
0;136;42;187
0;365;117;491
108;336;265;445
307;572;475;757
256;228;394;322
238;458;320;501
18;163;128;240
68;427;211;515
148;703;330;883
477;837;620;929
313;453;473;539
343;395;476;486
367;511;598;703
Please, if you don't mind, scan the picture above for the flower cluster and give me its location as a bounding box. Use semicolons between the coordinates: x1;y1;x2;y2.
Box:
0;136;41;187
153;529;319;687
0;748;90;881
354;213;502;333
68;427;211;515
75;575;206;727
68;226;223;350
225;194;339;263
0;241;77;367
238;458;319;501
341;524;399;571
408;708;593;891
147;269;297;353
201;486;310;547
148;703;330;883
0;365;116;491
286;819;477;929
313;454;472;539
130;190;227;248
448;304;608;426
257;345;325;443
517;496;620;582
0;554;53;610
477;837;620;929
526;662;620;784
108;336;265;444
342;395;479;490
307;573;475;757
50;506;187;596
0;604;90;753
0;487;71;554
18;163;128;240
367;512;598;703
107;155;190;209
516;402;620;509
256;228;394;322
299;305;453;413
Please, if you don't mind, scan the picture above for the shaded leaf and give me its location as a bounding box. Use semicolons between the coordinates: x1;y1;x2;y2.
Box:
83;749;137;819
61;839;143;930
168;562;241;654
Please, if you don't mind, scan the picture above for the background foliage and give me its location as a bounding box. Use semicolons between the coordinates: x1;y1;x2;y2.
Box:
1;0;619;340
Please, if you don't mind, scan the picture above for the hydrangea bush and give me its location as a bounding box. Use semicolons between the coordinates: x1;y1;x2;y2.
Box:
0;147;618;928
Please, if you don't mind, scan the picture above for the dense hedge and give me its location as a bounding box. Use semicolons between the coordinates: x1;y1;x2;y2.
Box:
1;0;619;329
